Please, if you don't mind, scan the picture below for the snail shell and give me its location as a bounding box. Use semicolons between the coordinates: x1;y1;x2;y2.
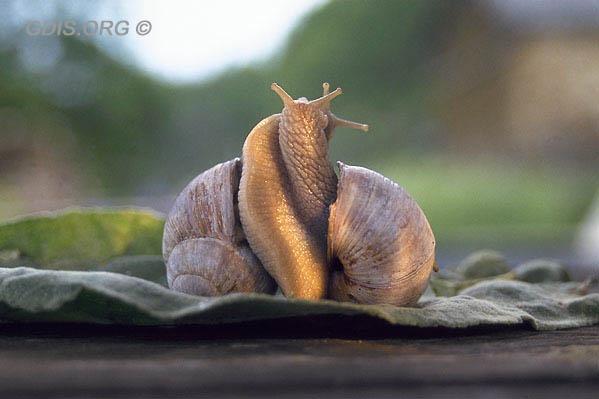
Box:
162;158;276;296
327;162;436;306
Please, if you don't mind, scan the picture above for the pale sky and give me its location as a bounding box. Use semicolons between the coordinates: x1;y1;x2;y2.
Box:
120;0;326;82
6;0;325;83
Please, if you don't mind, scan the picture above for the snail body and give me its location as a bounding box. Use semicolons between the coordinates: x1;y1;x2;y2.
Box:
163;83;436;305
238;114;329;299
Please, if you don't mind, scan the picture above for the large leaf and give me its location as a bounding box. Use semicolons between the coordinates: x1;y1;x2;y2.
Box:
0;210;596;334
1;267;598;330
0;208;164;270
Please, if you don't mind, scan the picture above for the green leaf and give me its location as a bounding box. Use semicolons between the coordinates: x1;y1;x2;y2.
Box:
0;208;164;270
1;267;598;331
0;219;596;334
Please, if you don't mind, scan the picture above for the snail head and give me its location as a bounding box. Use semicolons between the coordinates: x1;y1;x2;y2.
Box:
271;82;369;140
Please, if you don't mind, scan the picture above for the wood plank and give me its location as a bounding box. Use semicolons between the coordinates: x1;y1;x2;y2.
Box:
0;324;598;398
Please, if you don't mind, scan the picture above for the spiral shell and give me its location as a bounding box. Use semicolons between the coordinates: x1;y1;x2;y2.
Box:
162;158;276;296
327;162;436;306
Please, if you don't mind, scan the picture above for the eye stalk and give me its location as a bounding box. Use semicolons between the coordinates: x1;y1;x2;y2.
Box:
271;82;295;108
318;82;369;133
309;86;343;108
329;114;369;132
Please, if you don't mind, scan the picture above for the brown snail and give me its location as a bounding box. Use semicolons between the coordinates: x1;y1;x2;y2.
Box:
163;83;436;306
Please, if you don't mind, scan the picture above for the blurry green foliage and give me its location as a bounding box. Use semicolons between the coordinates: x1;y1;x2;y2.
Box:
0;0;596;241
0;208;164;269
0;36;171;192
373;155;597;242
1;0;461;193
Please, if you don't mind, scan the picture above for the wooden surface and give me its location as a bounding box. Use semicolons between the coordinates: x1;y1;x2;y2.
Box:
0;323;598;398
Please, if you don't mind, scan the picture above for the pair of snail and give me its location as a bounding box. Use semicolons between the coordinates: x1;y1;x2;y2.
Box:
162;83;436;306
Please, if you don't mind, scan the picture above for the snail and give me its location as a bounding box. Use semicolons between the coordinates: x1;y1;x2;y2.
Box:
163;83;436;306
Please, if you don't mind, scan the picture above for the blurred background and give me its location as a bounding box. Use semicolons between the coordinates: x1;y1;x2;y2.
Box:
0;0;597;271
